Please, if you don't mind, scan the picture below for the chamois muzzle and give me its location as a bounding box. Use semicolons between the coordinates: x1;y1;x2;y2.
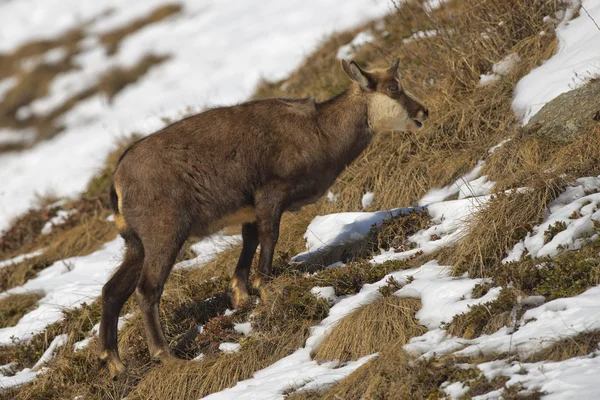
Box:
411;108;429;129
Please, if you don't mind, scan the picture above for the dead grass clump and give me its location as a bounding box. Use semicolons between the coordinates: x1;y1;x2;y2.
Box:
447;289;519;339
44;212;117;259
0;206;58;258
485;125;600;192
293;348;451;400
100;4;182;55
444;180;563;278
130;325;308;400
0;291;44;328
526;330;600;363
313;296;425;362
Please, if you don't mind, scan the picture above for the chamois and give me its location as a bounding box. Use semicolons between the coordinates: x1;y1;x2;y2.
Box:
99;58;428;377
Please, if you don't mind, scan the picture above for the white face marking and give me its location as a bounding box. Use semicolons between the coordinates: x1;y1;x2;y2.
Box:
367;93;414;133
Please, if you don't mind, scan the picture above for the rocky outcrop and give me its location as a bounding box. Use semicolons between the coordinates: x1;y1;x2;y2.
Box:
526;79;600;142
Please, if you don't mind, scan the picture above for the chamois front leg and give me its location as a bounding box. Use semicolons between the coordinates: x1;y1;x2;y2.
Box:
252;195;284;301
230;222;259;307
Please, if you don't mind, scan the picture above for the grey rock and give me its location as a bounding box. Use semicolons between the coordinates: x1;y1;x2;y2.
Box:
526;79;600;142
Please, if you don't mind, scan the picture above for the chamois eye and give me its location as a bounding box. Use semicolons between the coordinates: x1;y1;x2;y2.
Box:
388;84;398;92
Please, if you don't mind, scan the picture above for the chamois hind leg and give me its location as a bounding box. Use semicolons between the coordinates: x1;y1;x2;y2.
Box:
135;228;187;361
230;222;259;307
99;231;144;378
252;194;284;300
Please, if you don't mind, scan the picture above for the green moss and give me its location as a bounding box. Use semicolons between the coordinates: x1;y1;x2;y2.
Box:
314;259;409;296
543;220;567;244
447;289;518;339
471;282;493;299
378;276;403;297
535;257;600;300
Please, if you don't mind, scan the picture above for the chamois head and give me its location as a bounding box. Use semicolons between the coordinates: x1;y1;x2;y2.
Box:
341;58;428;133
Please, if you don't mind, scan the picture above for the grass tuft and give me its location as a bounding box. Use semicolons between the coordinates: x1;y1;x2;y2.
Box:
313;296;425;362
0;291;44;328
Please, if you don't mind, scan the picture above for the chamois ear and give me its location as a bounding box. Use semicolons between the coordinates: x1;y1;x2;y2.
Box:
388;58;401;80
341;59;374;90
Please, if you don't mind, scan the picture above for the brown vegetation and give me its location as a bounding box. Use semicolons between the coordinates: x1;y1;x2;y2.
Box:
0;291;44;328
313;296;425;362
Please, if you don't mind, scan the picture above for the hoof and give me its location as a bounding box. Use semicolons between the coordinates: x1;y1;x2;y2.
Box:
252;277;269;303
231;288;250;308
230;278;250;308
151;348;178;363
99;351;127;379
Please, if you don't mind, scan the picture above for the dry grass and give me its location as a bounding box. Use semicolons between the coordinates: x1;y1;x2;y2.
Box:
130;327;308;400
442;179;564;277
0;291;44;328
526;330;600;363
313;296;425;362
289;348;467;399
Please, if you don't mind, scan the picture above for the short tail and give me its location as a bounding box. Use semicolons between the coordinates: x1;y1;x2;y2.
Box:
109;183;119;215
109;182;128;232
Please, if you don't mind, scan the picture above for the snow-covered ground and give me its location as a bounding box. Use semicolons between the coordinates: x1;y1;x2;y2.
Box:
2;0;600;397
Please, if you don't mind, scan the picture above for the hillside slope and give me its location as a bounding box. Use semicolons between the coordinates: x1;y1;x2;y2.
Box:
1;0;600;399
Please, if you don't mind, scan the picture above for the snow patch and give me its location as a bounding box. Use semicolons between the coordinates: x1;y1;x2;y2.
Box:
336;30;375;60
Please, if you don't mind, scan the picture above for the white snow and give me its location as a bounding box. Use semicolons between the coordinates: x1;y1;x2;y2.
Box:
361;191;374;209
0;238;124;345
336;30;375;60
423;0;447;12
310;286;338;305
233;322;252;336
442;381;469;398
402;29;440;44
480;53;521;86
513;0;599;124
326;191;338;203
40;209;76;235
0;249;45;271
0;0;391;234
418;161;493;206
219;342;241;354
0;128;36;147
291;207;419;262
504;176;600;262
175;233;242;270
0;77;17;102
